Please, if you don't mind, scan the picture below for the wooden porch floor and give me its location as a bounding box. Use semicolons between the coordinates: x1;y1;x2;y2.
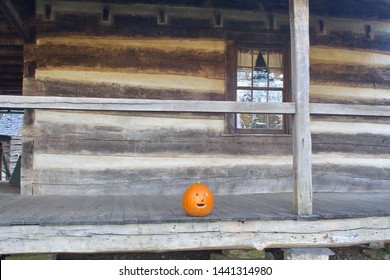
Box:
0;191;389;226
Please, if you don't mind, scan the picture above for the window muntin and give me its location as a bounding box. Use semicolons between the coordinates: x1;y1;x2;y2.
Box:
235;47;286;132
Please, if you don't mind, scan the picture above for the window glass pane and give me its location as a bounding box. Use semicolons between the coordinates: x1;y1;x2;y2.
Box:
237;48;252;67
269;72;284;88
253;69;268;88
237;90;252;102
237;114;267;129
268;114;284;129
268;91;283;103
234;46;286;133
237;68;252;87
252;114;268;128
253;90;267;103
237;113;284;130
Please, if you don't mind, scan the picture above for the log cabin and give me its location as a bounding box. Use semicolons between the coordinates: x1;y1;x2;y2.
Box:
0;0;389;257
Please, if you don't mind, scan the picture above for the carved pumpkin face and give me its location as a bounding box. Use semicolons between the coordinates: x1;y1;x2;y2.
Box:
182;183;214;217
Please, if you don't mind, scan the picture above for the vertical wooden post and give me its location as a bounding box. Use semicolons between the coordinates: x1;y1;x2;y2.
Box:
289;0;313;215
0;143;3;180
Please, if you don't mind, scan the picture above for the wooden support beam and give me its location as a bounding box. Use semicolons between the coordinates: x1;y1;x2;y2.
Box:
0;0;30;42
289;0;313;216
0;96;387;116
0;95;388;116
0;95;296;114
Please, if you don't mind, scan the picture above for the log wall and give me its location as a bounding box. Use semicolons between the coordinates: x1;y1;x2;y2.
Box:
21;0;389;195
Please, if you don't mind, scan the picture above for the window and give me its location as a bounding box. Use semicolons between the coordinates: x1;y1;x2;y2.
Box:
226;44;290;134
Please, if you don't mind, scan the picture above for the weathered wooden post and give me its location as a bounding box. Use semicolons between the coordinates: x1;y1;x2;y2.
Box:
289;0;313;215
0;143;3;181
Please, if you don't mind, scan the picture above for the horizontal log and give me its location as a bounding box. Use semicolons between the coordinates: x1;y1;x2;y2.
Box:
310;85;390;106
312;134;390;155
35;36;226;52
33;153;293;171
1;215;390;254
310;31;390;53
1;95;389;116
23;79;225;101
0;95;296;114
309;103;390;117
26;39;225;80
30;164;293;196
25;156;389;195
311;115;390;124
310;63;390;89
34;69;224;93
33;134;292;156
311;120;390;136
310;47;390;66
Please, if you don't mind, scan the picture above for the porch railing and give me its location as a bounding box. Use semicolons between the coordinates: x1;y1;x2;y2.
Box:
0;96;388;116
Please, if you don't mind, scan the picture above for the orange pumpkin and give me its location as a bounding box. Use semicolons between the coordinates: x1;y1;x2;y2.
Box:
182;183;214;217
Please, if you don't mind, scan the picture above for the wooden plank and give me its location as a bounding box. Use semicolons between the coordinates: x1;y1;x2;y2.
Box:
289;0;313;216
1;192;390;227
310;47;390;66
34;69;224;93
23;79;225;101
312;164;390;192
2;95;387;116
310;85;390;106
310;103;390;117
312;133;390;155
311;120;390;135
310;63;390;89
0;196;390;254
0;0;30;42
27;42;225;80
32;134;292;156
310;32;390;53
0;95;296;114
29;163;293;196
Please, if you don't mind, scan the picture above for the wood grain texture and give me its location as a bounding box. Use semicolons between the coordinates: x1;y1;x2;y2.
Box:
0;95;297;114
32;135;292;156
0;192;390;254
310;47;390;66
311;120;390;135
35;70;225;93
26;37;226;80
290;0;313;215
23;78;225;101
312;133;390;155
310;85;390;105
310;63;390;89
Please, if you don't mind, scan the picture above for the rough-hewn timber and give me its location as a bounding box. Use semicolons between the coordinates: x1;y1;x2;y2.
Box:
16;0;390;196
0;192;389;254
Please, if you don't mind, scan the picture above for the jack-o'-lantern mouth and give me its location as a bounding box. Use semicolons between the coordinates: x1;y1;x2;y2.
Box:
196;204;206;208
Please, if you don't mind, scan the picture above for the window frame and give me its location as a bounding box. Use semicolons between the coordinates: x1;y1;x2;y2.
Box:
225;42;291;135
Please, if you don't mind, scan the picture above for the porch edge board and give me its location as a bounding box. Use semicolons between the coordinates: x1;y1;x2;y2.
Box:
0;216;389;255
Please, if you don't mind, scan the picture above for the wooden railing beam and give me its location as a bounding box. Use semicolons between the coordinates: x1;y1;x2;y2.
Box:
0;95;296;114
0;96;388;117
